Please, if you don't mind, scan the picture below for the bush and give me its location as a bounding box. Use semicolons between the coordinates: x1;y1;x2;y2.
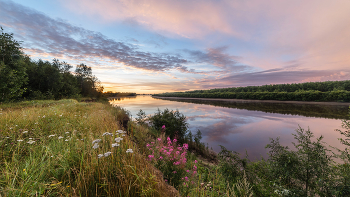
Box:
149;108;188;144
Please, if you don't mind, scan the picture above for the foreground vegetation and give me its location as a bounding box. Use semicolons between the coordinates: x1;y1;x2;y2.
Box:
1;99;350;196
154;80;350;102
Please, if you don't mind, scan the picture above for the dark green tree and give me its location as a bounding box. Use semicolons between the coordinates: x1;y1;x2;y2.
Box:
0;27;27;102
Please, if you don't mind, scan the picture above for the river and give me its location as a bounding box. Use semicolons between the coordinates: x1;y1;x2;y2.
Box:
109;95;350;160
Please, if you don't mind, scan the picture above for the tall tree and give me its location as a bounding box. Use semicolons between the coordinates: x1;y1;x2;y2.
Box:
0;27;27;102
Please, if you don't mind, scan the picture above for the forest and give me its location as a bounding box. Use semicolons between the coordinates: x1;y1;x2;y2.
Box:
0;27;106;102
154;80;350;102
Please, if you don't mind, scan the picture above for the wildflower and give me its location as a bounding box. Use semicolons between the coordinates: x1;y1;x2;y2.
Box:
157;138;161;141
121;134;125;136
27;140;35;144
162;125;166;129
173;171;177;174
185;177;188;181
126;149;133;153
92;139;102;144
65;132;69;134
17;139;23;142
193;165;197;170
115;137;123;143
159;156;163;160
48;134;56;138
173;138;177;143
186;170;190;173
29;138;33;140
194;160;198;163
92;143;99;149
183;144;189;150
65;139;69;141
22;130;28;134
148;155;154;160
98;154;103;158
102;132;113;136
58;136;64;139
112;143;120;147
104;152;112;157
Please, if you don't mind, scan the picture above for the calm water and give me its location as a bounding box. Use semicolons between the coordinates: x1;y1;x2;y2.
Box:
110;95;350;160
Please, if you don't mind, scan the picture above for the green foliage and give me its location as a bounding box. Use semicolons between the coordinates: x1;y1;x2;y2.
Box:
266;126;335;196
149;108;189;144
0;27;104;102
0;27;27;102
154;80;350;102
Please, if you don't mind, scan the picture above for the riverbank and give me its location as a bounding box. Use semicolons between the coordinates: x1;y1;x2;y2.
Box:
1;99;349;196
153;96;350;106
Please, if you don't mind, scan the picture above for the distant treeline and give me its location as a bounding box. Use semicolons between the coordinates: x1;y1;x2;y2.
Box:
154;80;350;102
1;27;104;102
103;92;137;97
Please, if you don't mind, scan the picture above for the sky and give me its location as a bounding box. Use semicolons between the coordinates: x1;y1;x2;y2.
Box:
1;0;350;94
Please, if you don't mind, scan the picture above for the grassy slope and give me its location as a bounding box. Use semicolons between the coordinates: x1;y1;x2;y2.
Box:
0;99;178;196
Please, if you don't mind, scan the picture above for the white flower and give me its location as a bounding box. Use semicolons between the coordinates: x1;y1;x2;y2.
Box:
65;132;69;134
98;154;104;158
59;114;63;117
48;134;56;138
116;130;126;134
126;149;133;153
92;139;102;144
58;136;64;139
29;138;33;140
27;140;35;144
102;132;113;136
115;137;123;143
121;134;125;137
104;152;112;157
22;131;28;134
17;139;23;142
112;143;120;147
42;115;45;118
92;143;99;149
65;139;69;141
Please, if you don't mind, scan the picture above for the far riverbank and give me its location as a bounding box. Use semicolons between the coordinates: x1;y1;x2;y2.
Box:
152;96;350;106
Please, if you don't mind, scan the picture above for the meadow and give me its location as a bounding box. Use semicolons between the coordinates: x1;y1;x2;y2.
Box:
1;99;349;196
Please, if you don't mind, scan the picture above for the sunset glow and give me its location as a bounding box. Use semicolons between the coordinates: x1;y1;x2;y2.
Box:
1;0;350;94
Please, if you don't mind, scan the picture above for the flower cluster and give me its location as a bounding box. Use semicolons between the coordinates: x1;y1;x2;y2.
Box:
146;134;196;188
92;130;133;159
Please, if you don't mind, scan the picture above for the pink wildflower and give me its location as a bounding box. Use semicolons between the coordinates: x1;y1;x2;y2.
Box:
173;138;177;143
194;160;198;163
183;143;189;150
185;177;188;181
193;165;197;170
162;125;166;129
186;170;190;173
159;156;163;160
176;151;180;155
173;171;177;174
157;138;161;141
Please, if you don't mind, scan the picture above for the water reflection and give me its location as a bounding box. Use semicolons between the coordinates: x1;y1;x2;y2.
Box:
109;95;349;160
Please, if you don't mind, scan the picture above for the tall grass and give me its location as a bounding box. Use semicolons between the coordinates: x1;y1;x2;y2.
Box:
0;99;178;196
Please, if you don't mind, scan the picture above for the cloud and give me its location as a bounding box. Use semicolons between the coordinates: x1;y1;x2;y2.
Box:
196;67;350;89
0;0;191;72
185;46;249;73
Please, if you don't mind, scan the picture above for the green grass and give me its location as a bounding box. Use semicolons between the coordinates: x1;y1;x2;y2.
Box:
0;99;178;196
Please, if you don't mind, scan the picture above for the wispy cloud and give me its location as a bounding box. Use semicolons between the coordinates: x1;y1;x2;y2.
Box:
197;67;350;89
0;0;190;72
185;46;248;72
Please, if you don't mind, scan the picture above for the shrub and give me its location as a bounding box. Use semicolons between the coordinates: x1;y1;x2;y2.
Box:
149;108;188;144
